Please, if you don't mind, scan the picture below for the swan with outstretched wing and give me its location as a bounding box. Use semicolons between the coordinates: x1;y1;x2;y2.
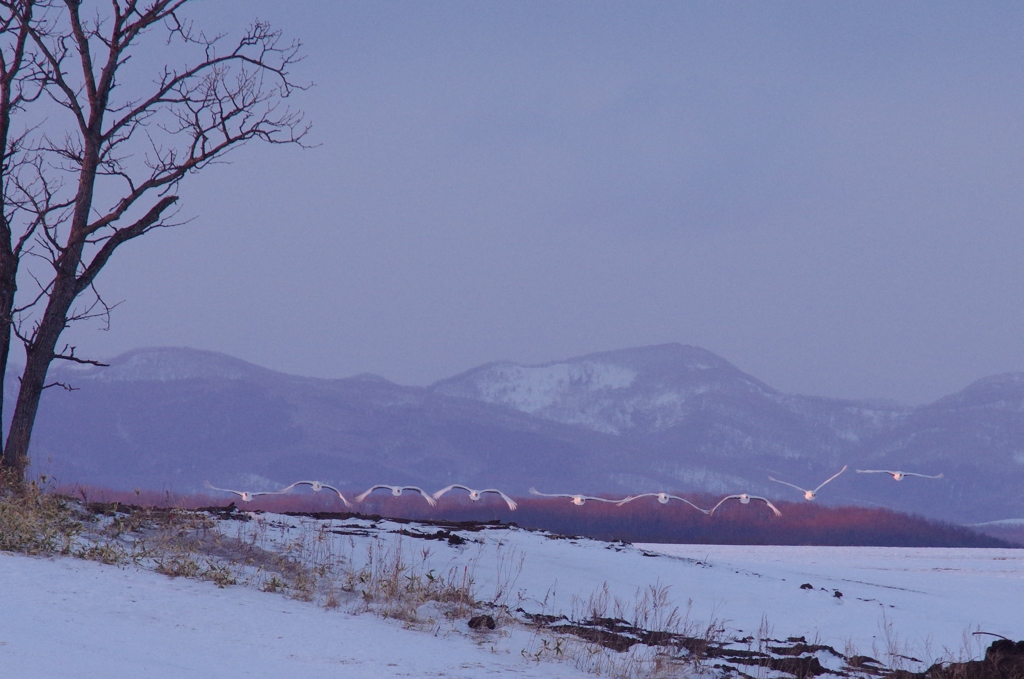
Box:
204;481;288;503
277;480;353;506
355;484;437;506
528;488;631;506
769;465;848;501
708;493;782;517
616;492;710;515
856;469;943;481
432;484;517;510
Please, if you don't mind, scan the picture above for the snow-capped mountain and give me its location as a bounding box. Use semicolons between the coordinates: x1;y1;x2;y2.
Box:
432;344;781;435
432;344;1024;521
432;344;907;493
26;344;1024;523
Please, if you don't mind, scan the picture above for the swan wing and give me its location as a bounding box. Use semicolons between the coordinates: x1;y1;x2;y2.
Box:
709;495;740;516
204;482;243;497
483;489;518;510
529;488;567;498
248;489;283;497
432;484;465;500
475;489;517;510
668;495;711;514
813;465;848;493
355;485;389;502
752;496;783;517
768;477;808;493
319;484;353;506
405;487;437;506
618;493;662;505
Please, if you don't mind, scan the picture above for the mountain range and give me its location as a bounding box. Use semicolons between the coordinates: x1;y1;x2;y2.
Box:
24;343;1024;523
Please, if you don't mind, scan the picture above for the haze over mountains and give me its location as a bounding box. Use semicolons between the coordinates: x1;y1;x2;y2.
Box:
25;344;1024;523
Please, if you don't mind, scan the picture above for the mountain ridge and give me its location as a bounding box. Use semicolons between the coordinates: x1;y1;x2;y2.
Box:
431;343;784;436
28;343;1024;523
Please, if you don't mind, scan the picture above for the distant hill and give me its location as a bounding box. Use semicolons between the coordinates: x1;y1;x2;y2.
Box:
26;344;1024;523
432;343;1024;522
31;347;627;499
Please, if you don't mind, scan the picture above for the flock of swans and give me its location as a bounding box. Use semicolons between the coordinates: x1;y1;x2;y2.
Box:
204;465;943;517
204;481;518;511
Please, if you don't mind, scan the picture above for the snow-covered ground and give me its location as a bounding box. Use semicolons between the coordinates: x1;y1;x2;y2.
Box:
0;553;589;678
639;544;1023;656
2;512;1022;678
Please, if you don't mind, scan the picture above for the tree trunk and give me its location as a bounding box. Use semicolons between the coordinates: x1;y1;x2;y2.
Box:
2;273;81;481
0;274;13;450
1;125;98;480
0;3;31;474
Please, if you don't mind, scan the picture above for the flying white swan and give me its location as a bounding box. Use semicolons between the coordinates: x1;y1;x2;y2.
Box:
355;484;438;506
769;465;848;501
528;488;630;506
855;469;944;481
278;480;353;507
709;493;782;517
616;492;710;515
203;481;288;503
432;484;518;510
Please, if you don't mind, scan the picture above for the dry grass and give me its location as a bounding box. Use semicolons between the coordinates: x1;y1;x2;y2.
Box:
519;580;725;679
0;480;83;556
1;484;488;626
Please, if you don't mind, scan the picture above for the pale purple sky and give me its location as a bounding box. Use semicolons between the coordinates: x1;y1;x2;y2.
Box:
63;1;1024;405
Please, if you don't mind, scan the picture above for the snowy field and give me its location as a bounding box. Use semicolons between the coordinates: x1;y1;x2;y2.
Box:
0;554;589;678
638;544;1023;656
2;512;1021;678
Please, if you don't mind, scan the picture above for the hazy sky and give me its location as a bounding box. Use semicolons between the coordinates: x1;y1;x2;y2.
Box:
62;1;1024;405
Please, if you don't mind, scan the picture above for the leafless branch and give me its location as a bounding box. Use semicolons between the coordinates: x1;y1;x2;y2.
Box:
52;342;107;366
42;380;78;391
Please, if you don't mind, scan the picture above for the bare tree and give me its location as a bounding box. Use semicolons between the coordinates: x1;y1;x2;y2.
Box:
0;0;309;485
